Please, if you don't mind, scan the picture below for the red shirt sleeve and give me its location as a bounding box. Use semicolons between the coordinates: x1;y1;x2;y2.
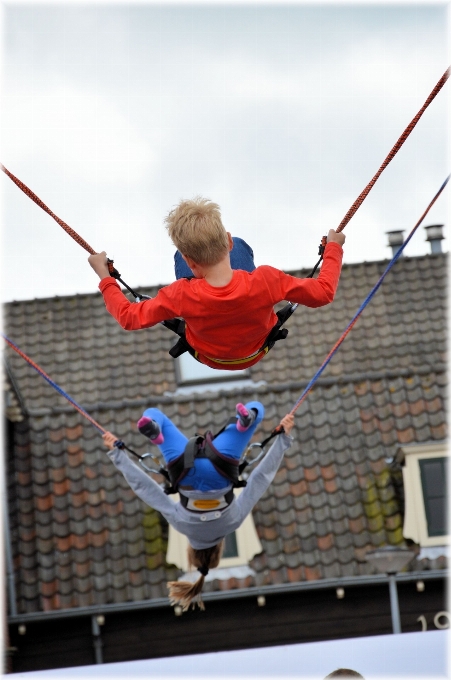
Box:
98;277;181;330
265;241;343;306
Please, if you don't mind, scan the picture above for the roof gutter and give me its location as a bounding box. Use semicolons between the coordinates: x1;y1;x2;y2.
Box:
8;569;447;625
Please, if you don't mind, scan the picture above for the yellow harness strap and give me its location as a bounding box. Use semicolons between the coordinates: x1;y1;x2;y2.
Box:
194;345;270;366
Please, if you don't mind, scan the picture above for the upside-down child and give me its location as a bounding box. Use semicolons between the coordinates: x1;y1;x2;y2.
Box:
102;402;294;611
89;197;345;370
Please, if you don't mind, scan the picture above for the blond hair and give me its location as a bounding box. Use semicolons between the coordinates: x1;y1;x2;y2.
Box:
167;541;224;612
165;197;229;266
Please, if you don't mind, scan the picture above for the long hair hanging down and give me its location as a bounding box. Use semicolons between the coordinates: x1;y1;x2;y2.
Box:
167;541;224;612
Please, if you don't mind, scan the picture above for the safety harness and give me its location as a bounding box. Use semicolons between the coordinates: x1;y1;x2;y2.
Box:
100;258;308;366
162;429;244;493
134;416;285;504
157;236;328;366
145;416;247;494
164;300;295;364
102;255;321;367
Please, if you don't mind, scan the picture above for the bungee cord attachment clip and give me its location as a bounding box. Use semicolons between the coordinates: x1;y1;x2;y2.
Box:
239;424;285;479
107;259;151;302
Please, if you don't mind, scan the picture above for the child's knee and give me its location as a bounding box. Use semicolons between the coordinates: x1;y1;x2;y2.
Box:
245;401;264;424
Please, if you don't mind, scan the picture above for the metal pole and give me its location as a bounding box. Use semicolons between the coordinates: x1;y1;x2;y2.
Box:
91;616;103;664
388;574;402;634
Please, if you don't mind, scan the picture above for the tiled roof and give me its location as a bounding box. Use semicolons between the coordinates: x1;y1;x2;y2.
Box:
4;253;447;614
4;254;445;410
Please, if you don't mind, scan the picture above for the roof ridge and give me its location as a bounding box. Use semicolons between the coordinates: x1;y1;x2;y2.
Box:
4;251;447;305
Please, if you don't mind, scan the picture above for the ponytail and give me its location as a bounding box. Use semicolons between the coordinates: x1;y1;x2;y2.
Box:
167;541;224;612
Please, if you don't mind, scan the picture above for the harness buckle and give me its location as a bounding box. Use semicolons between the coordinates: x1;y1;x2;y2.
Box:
139;453;169;480
239;442;265;478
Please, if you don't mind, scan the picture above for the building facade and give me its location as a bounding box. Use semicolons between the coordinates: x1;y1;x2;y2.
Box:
3;247;448;672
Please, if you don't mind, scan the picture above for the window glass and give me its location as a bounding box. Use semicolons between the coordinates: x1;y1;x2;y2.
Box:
177;352;248;385
222;532;239;559
420;460;445;496
419;457;448;536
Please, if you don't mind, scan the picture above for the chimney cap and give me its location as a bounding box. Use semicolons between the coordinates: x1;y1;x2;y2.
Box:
386;230;404;247
424;224;444;242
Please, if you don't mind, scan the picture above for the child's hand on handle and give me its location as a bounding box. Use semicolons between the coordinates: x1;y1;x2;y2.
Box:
327;229;346;247
103;431;119;450
279;414;295;436
88;251;111;280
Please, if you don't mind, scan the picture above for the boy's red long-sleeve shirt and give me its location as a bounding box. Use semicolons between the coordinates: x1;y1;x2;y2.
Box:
99;242;343;370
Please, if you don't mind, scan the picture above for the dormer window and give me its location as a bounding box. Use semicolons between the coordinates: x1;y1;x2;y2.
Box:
397;442;449;547
166;352;267;397
166;489;262;571
176;353;248;385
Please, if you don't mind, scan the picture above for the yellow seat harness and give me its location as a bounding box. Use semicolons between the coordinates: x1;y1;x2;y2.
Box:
163;239;327;367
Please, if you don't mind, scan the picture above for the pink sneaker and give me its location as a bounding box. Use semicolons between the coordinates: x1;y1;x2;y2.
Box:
137;416;164;445
236;403;257;432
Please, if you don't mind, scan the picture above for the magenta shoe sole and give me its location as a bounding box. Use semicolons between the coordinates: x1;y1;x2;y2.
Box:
137;416;164;445
236;403;251;432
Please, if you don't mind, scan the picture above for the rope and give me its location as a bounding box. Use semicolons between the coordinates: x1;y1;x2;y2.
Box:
288;174;449;416
2;71;448;257
2;69;448;386
0;165;96;255
4;158;447;454
0;164;155;304
3;334;106;434
259;424;285;448
3;335;156;464
3;331;275;478
336;67;449;233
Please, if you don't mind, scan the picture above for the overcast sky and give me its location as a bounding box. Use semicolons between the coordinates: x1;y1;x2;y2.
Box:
1;1;448;302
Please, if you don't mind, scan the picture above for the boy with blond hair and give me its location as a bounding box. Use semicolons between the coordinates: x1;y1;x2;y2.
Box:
88;197;345;370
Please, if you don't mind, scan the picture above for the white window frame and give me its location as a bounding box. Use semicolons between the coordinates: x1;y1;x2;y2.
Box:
398;442;449;547
166;489;262;571
175;353;249;386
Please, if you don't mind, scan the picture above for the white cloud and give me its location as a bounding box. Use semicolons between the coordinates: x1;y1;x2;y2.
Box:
1;4;448;301
2;81;154;185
